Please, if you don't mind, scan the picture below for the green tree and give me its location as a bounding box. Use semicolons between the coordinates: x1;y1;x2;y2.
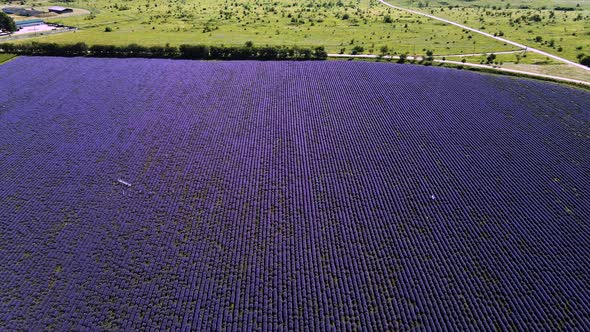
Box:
397;53;407;64
486;53;496;64
351;45;364;55
0;12;17;33
313;46;328;59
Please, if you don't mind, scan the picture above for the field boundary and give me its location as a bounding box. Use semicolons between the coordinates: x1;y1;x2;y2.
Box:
328;53;590;88
0;54;17;64
0;42;329;60
377;0;590;72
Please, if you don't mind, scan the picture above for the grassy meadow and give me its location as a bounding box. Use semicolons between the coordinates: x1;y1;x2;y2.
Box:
420;6;590;62
0;53;16;63
397;0;589;10
2;0;588;79
7;0;519;55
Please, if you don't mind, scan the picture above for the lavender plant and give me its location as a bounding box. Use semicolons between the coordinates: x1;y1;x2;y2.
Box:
0;57;589;330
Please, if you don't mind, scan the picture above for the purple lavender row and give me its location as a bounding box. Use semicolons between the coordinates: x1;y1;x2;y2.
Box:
0;57;589;330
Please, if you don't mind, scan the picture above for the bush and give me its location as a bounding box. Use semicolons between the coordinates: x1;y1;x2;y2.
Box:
313;46;328;59
0;42;328;61
62;42;88;56
486;53;496;64
351;45;364;55
179;44;209;59
148;44;178;58
89;44;118;57
397;53;407;64
0;42;88;56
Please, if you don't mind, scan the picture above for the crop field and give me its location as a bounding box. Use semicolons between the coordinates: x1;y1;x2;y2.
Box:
1;57;590;330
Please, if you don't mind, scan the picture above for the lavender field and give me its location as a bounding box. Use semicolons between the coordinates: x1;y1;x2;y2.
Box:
1;57;589;330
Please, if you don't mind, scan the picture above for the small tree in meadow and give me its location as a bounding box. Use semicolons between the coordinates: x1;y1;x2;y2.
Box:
0;12;17;32
351;45;364;55
486;53;496;64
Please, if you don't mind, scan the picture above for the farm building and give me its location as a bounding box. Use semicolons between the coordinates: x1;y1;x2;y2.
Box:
48;6;73;14
15;19;45;29
2;7;43;16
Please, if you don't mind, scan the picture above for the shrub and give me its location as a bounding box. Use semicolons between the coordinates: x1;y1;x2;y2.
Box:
179;44;209;59
351;45;364;55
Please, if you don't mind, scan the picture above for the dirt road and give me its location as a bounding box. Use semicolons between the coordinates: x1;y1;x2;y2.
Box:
377;0;590;72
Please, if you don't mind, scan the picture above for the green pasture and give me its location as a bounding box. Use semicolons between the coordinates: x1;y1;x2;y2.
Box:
422;6;590;62
443;51;590;81
396;0;589;10
2;0;588;66
6;0;515;55
0;53;16;63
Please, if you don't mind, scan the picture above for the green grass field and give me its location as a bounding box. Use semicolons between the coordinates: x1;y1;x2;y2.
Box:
443;52;590;81
0;54;16;64
2;0;589;79
419;6;590;62
6;0;522;56
396;0;589;10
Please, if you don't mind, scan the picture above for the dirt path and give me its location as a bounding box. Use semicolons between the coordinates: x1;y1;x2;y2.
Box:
377;0;590;72
435;59;590;86
328;53;590;86
0;28;77;42
431;50;523;58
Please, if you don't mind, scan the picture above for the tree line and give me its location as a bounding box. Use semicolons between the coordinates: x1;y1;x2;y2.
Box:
0;42;328;60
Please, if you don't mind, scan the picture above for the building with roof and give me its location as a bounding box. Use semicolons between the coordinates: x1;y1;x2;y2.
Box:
15;19;45;29
2;7;43;16
48;6;73;14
